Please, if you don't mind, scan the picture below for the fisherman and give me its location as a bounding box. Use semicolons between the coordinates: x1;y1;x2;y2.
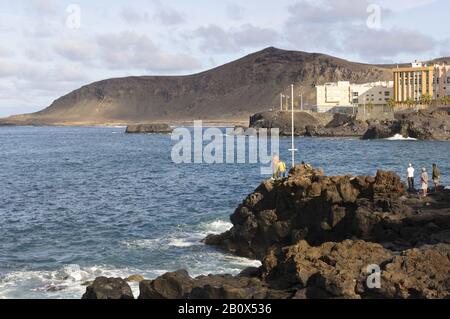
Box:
272;153;280;180
278;160;287;178
421;168;429;198
407;163;415;192
432;163;441;192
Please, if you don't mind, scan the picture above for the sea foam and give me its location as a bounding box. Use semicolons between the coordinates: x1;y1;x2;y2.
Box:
385;134;418;141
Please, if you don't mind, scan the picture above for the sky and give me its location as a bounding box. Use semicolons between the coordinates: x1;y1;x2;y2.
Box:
0;0;449;117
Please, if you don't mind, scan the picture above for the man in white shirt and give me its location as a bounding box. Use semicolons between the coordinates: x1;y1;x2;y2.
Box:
407;164;415;192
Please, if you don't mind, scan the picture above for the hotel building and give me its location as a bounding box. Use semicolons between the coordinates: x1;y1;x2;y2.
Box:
393;61;450;103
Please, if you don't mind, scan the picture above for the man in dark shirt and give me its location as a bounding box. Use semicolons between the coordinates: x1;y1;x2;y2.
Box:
432;164;441;192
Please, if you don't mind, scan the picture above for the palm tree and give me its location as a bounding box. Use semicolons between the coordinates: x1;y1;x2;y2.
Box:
387;97;396;108
419;94;432;106
405;97;416;108
441;96;450;106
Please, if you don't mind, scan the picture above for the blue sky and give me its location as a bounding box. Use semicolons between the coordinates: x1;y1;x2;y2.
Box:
0;0;448;116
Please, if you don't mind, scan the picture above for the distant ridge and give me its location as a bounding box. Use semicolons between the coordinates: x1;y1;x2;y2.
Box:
1;47;448;125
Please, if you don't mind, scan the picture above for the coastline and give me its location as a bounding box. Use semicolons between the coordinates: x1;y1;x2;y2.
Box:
0;119;250;128
82;165;450;299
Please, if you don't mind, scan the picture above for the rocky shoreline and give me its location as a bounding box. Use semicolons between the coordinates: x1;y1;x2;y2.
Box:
250;109;450;141
82;165;450;299
125;123;173;134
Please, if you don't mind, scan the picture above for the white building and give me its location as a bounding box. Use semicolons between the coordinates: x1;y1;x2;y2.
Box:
315;81;394;113
352;81;394;106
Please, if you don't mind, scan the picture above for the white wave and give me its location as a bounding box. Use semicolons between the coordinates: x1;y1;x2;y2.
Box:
167;238;199;248
200;220;233;235
122;220;232;250
385;134;417;141
0;264;155;299
122;235;203;250
122;238;161;249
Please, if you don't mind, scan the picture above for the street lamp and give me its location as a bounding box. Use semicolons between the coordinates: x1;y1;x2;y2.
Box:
288;84;298;168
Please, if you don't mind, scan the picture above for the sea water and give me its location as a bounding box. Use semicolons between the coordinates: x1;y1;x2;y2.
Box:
0;126;448;299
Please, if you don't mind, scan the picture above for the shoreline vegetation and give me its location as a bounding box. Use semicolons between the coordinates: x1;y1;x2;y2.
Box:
82;165;450;299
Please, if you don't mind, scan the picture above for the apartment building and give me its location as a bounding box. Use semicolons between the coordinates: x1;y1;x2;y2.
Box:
434;63;450;100
393;61;450;103
315;81;393;113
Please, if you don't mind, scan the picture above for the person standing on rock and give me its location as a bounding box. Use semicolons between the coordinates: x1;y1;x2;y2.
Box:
432;164;441;192
421;168;429;197
407;163;415;192
272;153;280;180
278;160;287;178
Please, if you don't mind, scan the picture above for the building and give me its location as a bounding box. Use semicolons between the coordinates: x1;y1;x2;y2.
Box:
315;81;393;113
351;81;394;106
316;81;351;113
393;61;450;103
434;63;450;101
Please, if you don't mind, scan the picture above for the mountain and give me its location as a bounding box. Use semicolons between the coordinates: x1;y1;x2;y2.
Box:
2;47;444;125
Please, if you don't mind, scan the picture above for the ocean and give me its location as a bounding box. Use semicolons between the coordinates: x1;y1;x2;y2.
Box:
0;126;448;299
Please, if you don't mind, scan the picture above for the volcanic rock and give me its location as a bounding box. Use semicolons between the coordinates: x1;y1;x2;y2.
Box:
363;110;450;141
125;123;172;134
204;165;450;259
82;277;134;299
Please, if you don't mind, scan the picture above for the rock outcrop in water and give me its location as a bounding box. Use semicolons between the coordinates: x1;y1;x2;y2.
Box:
81;277;134;299
83;165;450;299
250;111;323;136
125;123;172;134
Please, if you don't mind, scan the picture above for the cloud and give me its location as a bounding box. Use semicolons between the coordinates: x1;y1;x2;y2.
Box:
377;0;436;12
96;31;200;72
286;0;375;25
0;46;14;58
226;3;245;21
24;47;52;62
284;0;436;60
120;4;185;26
194;24;279;53
54;39;94;62
28;0;57;15
154;4;186;26
120;7;150;25
344;27;436;59
0;60;18;78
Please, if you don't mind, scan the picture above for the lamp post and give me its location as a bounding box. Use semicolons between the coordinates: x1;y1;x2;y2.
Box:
288;84;298;168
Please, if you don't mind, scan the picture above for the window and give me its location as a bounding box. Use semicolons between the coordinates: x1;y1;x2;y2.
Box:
353;92;358;97
447;77;450;83
385;91;390;96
